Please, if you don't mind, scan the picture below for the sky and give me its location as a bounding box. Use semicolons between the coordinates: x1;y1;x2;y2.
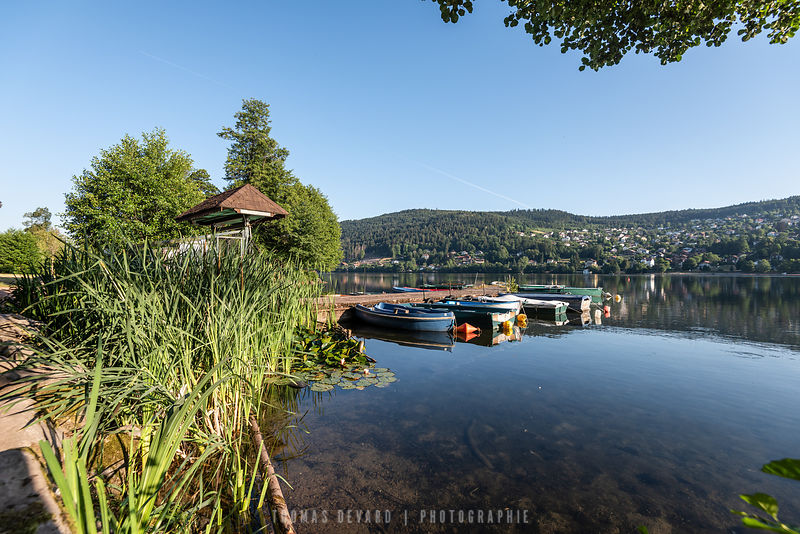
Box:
1;1;799;232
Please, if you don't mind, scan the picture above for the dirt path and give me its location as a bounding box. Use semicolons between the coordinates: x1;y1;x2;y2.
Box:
0;313;71;533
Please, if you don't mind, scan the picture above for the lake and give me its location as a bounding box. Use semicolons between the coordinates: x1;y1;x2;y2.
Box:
271;274;800;533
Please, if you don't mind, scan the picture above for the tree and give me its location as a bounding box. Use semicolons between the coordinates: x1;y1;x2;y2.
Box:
755;259;772;273
218;99;343;269
258;183;344;269
0;229;41;273
188;169;220;199
64;129;208;245
23;207;52;231
682;257;698;271
23;207;64;258
431;1;799;70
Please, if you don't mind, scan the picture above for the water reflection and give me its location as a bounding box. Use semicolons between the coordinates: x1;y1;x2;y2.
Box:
348;323;455;352
326;273;800;348
460;325;522;346
271;275;800;533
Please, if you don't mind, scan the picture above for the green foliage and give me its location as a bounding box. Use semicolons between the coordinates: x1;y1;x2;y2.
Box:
188;168;220;198
23;207;53;231
63;129;208;246
431;0;800;70
10;242;325;530
218;99;295;194
732;458;800;533
260;182;343;269
292;325;371;371
756;259;773;273
0;229;42;273
340;196;800;274
218;99;343;270
22;207;65;259
38;351;226;533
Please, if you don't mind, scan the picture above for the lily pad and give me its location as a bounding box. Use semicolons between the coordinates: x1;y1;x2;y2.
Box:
374;382;391;388
310;383;334;392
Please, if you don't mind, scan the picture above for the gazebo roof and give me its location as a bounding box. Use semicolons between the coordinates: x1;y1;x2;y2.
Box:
176;184;288;229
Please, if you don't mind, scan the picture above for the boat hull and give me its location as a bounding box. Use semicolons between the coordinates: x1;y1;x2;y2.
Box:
392;286;450;293
518;285;605;303
508;293;591;313
433;299;522;314
410;303;517;328
353;302;455;332
477;295;568;318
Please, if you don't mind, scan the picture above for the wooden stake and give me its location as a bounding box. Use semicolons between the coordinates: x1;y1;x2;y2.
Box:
249;417;296;534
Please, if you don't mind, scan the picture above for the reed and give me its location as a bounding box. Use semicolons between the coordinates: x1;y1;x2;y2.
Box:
10;241;323;531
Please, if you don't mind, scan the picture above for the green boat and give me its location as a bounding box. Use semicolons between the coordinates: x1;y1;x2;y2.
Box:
517;284;606;303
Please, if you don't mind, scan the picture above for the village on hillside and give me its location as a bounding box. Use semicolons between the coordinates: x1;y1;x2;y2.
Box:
339;211;800;274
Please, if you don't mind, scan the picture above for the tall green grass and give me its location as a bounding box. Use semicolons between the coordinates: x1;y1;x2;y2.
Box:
10;241;323;531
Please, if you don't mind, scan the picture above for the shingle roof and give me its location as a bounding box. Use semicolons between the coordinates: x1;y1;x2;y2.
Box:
176;184;288;225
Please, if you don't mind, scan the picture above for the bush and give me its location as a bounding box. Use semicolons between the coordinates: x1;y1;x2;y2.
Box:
0;229;41;273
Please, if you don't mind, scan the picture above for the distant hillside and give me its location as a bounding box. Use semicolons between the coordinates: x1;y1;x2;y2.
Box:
339;196;800;274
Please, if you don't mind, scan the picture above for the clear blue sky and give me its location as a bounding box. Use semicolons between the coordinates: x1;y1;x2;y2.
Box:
2;1;799;232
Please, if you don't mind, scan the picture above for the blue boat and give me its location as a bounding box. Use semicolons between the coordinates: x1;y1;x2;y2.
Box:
353;302;455;332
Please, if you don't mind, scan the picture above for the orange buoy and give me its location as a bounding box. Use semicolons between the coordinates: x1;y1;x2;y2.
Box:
516;313;528;327
456;322;480;335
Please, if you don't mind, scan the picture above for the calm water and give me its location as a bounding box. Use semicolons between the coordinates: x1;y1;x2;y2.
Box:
272;274;800;533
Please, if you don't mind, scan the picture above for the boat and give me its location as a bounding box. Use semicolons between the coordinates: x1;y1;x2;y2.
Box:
420;282;468;290
353;302;455;332
424;298;522;314
473;294;568;319
392;286;451;293
517;284;607;303
409;302;518;328
508;292;591;313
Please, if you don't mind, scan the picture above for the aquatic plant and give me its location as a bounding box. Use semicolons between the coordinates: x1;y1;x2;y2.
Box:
291;325;396;391
732;458;800;533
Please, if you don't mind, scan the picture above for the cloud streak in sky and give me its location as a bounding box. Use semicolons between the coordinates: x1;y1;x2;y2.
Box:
420;163;533;210
139;50;235;90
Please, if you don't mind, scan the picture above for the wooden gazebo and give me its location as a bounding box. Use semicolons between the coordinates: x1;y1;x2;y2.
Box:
175;184;288;253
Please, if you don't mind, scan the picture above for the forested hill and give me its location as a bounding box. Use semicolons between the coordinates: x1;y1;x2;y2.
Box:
506;195;800;228
339;196;800;273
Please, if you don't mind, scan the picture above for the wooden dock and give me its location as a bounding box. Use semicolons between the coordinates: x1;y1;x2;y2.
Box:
316;286;503;323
